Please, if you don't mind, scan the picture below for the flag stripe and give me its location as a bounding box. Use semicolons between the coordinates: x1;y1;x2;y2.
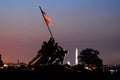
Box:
40;6;52;25
43;13;52;25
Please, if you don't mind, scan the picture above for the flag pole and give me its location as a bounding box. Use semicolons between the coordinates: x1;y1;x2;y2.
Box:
39;6;54;38
46;23;54;38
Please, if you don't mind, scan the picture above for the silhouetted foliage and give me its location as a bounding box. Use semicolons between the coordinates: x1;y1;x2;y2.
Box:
78;48;103;71
0;54;3;67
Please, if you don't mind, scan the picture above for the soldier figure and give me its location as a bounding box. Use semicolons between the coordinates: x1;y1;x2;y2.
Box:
28;37;68;66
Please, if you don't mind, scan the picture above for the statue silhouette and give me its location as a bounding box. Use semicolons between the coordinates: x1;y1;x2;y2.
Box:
28;37;68;66
48;43;68;64
28;41;48;65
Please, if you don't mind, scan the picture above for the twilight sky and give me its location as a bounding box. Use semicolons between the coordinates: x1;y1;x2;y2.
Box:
0;0;120;65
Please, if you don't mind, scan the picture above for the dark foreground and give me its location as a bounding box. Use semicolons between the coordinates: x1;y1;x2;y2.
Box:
0;64;120;80
0;71;119;80
0;71;115;80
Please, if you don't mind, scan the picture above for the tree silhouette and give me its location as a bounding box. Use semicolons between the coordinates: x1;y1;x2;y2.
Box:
0;54;3;67
78;48;103;71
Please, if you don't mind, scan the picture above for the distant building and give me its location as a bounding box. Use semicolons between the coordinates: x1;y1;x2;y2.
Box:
4;62;27;67
75;48;78;65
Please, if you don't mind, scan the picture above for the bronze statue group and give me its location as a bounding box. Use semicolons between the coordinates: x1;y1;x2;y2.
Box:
28;37;68;66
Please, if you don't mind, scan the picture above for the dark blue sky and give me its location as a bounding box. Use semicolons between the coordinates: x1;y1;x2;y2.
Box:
0;0;120;65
